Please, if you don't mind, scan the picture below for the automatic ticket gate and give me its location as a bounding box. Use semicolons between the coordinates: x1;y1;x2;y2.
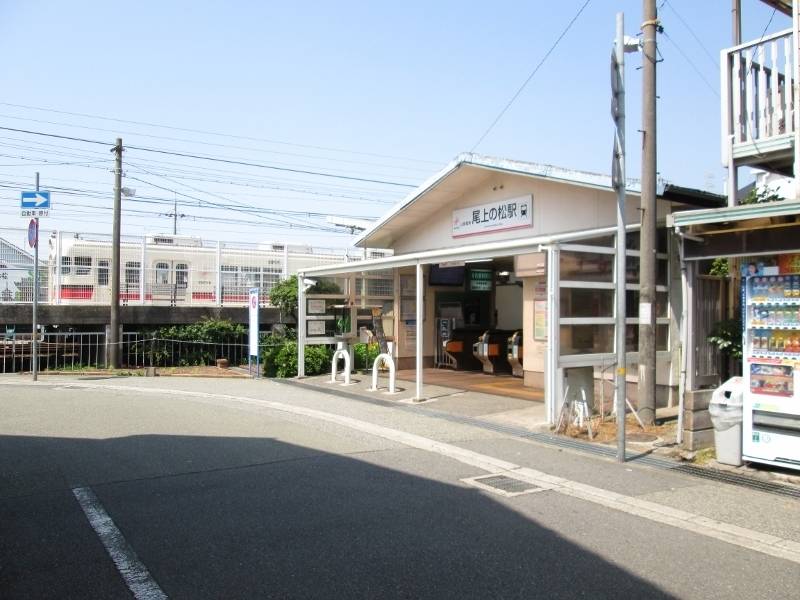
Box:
507;331;523;378
472;330;515;375
443;329;483;371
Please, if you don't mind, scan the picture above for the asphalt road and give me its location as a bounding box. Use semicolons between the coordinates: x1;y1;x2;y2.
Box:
1;376;798;599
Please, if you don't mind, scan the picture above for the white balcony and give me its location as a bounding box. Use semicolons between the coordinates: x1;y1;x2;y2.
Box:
722;28;795;175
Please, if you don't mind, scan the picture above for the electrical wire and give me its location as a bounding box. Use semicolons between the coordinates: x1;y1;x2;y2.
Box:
0;112;435;174
470;0;592;150
0;125;418;188
0;101;443;165
661;31;719;98
662;0;719;69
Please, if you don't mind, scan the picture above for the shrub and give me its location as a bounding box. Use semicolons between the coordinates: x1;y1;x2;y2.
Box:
261;328;331;377
352;342;381;370
138;318;246;366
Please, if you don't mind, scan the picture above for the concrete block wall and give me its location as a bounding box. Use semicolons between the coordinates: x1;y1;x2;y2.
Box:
683;389;715;450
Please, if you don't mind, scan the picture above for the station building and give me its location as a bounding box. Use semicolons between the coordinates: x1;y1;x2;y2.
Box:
297;154;720;423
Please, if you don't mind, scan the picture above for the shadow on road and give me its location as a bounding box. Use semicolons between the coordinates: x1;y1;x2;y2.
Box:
0;431;676;599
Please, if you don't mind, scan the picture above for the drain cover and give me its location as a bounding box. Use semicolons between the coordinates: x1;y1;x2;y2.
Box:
462;474;550;497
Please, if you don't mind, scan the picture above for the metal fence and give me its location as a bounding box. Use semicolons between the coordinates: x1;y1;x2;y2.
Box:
1;331;259;373
121;332;250;368
1;331;106;373
1;226;389;307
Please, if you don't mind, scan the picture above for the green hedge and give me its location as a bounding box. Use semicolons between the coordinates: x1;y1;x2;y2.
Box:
261;328;332;378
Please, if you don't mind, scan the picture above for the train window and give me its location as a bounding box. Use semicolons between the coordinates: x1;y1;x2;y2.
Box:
75;256;91;276
242;266;260;288
125;261;140;285
155;262;169;285
221;265;238;290
98;260;109;286
176;263;188;287
61;256;71;275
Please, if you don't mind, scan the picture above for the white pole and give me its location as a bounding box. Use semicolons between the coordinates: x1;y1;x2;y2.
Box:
415;262;424;401
216;241;222;306
55;230;62;304
297;273;306;377
140;236;146;305
677;236;688;446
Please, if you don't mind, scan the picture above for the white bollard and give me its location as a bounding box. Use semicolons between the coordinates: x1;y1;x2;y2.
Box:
330;348;351;385
369;353;396;393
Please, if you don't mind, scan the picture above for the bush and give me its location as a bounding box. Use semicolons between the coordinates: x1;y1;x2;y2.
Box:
261;328;332;377
138;318;246;366
352;342;381;371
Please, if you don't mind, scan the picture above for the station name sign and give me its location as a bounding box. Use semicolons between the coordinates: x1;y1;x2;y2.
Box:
452;195;532;238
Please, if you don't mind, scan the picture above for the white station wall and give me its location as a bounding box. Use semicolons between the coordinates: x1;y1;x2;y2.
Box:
391;173;656;255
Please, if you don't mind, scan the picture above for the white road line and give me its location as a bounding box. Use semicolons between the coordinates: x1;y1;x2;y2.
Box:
72;486;168;600
7;380;800;566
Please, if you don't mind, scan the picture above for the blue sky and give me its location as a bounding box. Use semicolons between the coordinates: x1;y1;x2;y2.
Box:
0;0;789;246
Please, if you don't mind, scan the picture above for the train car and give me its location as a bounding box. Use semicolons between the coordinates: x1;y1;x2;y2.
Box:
47;233;377;306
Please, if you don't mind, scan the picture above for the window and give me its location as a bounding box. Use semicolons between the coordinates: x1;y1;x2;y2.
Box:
175;263;188;288
125;261;140;286
242;266;261;288
61;256;71;275
560;251;614;282
560;324;615;355
97;260;109;286
221;265;238;290
75;256;91;276
155;262;169;285
560;288;613;318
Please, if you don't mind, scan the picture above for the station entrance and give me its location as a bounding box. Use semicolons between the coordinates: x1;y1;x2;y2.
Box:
430;258;525;382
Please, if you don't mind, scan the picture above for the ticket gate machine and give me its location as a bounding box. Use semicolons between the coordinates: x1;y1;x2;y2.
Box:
472;329;514;375
507;331;523;378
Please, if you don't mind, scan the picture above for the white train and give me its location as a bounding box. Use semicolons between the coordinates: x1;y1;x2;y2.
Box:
47;233;381;306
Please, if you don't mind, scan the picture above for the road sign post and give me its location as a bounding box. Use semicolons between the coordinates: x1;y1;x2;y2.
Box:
24;179;47;382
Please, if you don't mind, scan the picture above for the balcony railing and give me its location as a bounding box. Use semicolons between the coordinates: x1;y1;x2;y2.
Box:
721;28;794;169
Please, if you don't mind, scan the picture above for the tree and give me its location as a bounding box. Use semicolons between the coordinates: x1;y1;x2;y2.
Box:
270;275;298;321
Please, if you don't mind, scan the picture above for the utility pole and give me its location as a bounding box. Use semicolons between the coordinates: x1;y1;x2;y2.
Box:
32;172;40;382
638;0;658;425
109;138;122;369
612;13;626;462
166;195;185;235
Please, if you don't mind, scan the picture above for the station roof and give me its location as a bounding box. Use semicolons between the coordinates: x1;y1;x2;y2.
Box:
355;153;724;249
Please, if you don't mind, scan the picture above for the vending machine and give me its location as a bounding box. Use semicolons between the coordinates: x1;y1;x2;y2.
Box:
743;273;800;470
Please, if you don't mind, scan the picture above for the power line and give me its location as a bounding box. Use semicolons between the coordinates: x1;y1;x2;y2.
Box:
0;112;435;174
662;0;719;69
124;144;417;188
661;31;719;98
0;101;442;165
0;125;418;188
470;0;592;150
0;135;407;199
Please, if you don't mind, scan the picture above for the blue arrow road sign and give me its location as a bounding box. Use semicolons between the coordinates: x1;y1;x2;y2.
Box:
20;191;51;217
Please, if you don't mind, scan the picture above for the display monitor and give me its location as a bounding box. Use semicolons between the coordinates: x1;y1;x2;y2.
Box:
429;264;465;286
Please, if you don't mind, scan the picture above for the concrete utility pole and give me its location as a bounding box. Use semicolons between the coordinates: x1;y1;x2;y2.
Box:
638;0;658;425
32;172;40;382
109;138;123;369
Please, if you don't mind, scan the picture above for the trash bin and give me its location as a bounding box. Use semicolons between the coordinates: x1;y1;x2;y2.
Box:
709;377;744;466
